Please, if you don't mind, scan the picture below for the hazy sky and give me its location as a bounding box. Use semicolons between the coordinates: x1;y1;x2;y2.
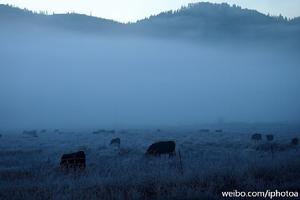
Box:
1;0;300;22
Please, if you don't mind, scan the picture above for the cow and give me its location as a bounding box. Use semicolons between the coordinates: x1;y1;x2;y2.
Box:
110;138;121;147
54;129;60;133
145;141;176;157
291;138;299;146
251;133;262;141
266;134;274;142
23;130;38;137
60;151;86;170
215;129;223;133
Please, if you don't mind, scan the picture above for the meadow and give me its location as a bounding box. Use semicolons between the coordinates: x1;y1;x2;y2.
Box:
0;123;299;199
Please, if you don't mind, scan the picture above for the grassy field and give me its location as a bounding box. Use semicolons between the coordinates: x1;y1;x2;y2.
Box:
0;124;299;199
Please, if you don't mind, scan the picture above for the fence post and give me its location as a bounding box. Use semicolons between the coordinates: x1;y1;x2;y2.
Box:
178;150;183;175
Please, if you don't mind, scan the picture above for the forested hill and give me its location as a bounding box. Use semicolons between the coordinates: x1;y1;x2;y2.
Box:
1;2;300;43
0;4;123;35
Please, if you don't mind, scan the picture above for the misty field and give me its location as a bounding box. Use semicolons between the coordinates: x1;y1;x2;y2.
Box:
1;2;300;199
0;124;299;200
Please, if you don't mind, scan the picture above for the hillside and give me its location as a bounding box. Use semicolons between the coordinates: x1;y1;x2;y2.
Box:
0;4;123;35
1;2;300;43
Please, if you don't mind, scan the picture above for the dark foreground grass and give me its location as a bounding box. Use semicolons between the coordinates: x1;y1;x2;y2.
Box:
0;130;299;199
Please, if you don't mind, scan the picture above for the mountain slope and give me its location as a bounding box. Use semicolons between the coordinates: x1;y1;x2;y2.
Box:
0;4;123;35
1;3;300;42
133;3;298;40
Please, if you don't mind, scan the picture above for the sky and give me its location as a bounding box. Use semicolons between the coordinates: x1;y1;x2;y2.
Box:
1;0;300;22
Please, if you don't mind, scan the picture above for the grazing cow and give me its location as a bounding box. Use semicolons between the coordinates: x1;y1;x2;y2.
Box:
145;141;176;157
60;151;86;169
110;138;121;147
40;129;47;133
291;138;299;146
251;133;262;141
215;129;223;133
23;130;38;137
266;134;274;141
54;129;60;133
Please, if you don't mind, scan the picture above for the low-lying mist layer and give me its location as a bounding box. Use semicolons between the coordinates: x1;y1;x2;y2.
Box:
0;32;299;129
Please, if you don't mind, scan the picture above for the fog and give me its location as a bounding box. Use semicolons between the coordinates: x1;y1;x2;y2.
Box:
0;32;300;129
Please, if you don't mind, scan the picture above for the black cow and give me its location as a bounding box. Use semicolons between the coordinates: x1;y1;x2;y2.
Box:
60;151;86;169
110;138;121;147
291;138;299;146
23;130;38;137
266;134;274;141
145;141;176;157
251;133;262;141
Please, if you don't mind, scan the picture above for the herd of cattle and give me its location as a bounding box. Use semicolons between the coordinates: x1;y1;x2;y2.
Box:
58;131;298;170
1;129;298;170
60;140;176;170
251;132;298;145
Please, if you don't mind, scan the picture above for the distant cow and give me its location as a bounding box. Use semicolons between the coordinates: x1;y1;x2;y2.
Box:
60;151;86;169
291;138;299;146
23;130;38;137
110;138;121;147
145;141;176;157
215;129;223;133
251;133;262;141
40;129;47;133
266;134;274;141
54;129;60;133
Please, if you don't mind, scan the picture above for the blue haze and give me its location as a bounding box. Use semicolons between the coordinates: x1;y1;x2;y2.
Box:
0;3;299;129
